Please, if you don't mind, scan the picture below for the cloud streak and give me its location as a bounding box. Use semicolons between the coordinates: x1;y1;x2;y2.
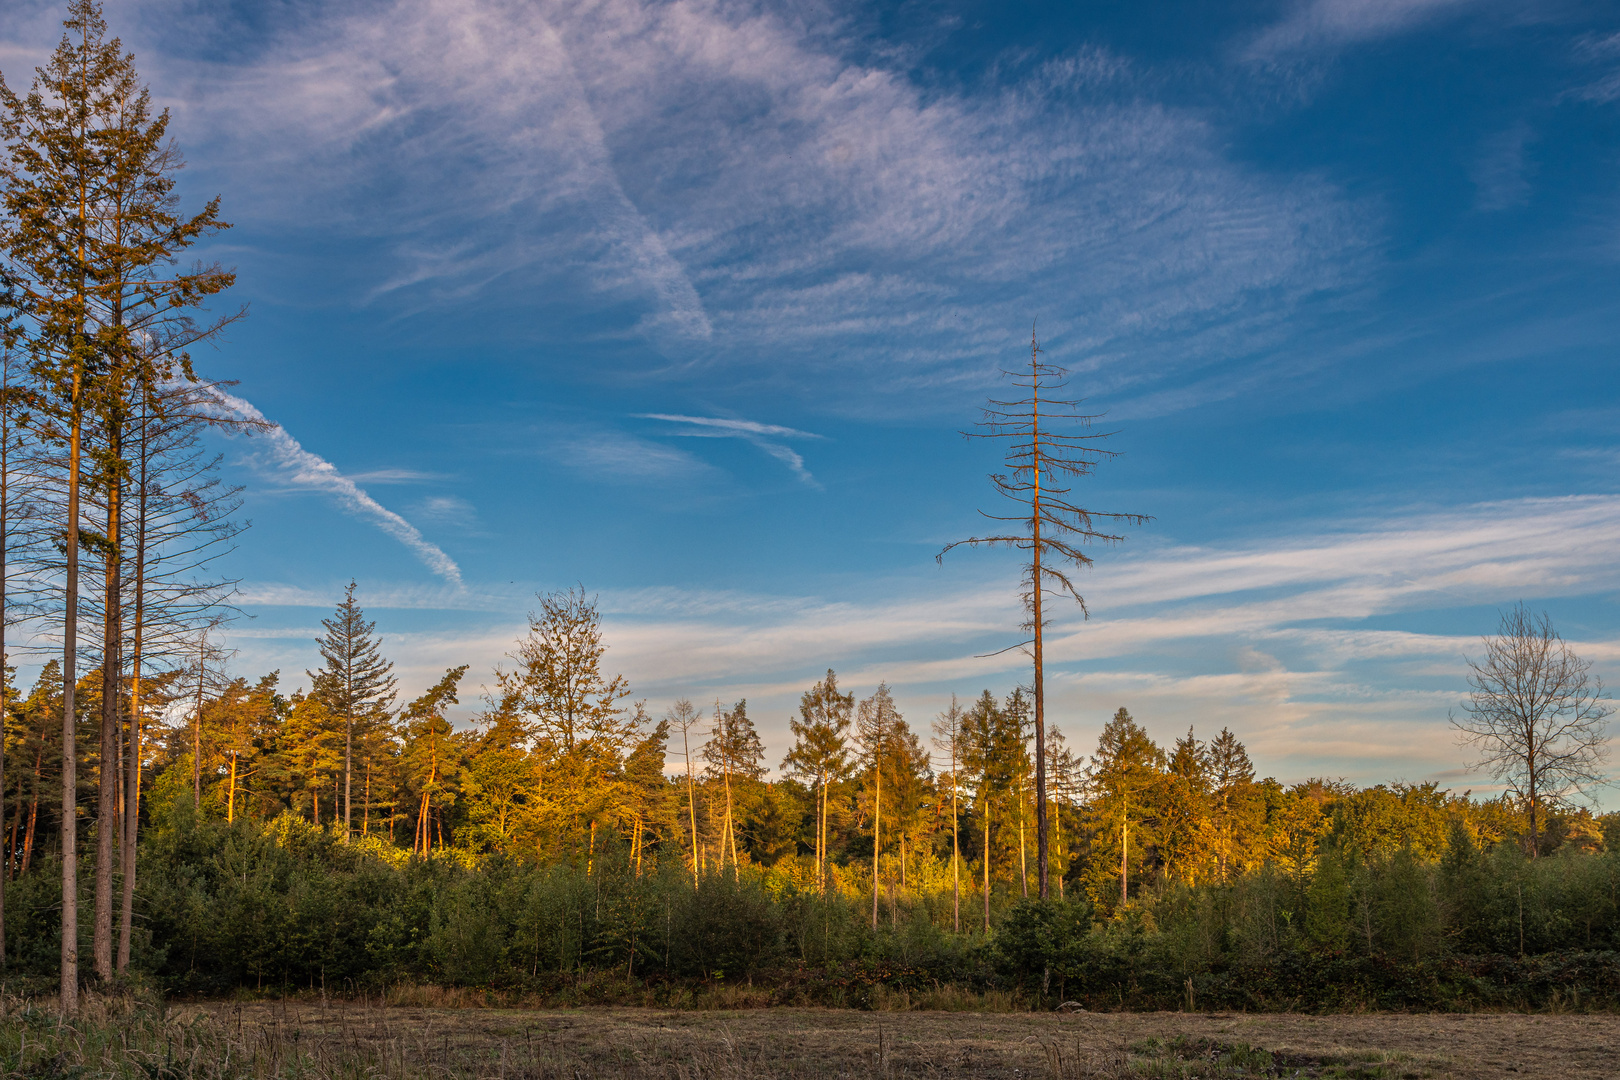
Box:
639;413;823;486
65;0;1378;406
215;391;464;586
1245;0;1486;58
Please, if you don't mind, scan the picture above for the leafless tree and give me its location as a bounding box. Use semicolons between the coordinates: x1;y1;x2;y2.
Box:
939;325;1147;898
1452;603;1612;856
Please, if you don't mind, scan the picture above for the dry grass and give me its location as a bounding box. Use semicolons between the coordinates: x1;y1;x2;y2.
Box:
3;993;1615;1078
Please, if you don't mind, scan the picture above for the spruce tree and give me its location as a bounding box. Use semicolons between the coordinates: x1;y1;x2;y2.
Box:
782;669;853;893
308;581;396;840
856;683;900;929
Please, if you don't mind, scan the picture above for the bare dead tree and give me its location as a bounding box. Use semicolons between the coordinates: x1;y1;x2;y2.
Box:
1452;603;1613;856
939;325;1147;899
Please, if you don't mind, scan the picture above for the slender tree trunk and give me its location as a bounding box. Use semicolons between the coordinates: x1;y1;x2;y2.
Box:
192;639;204;804
683;729;698;887
1053;783;1063;901
982;804;990;932
1031;338;1050;901
1018;778;1028;898
0;373;8;967
94;438;121;982
226;752;237;823
951;751;960;933
118;400;149;973
6;767;18;879
363;754;372;836
1120;796;1129;907
722;761;736;876
871;740;882;931
1527;743;1539;858
23;756;41;874
343;710;351;843
60;367;84;1013
819;779;828;894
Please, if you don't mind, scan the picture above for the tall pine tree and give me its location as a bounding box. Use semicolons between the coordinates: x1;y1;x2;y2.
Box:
0;0;234;1006
782;669;853;893
308;581;396;840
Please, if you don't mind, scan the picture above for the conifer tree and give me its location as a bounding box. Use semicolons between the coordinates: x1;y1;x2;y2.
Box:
1160;727;1212;883
1;0;236;1000
962;690;1002;931
932;695;966;930
940;327;1146;899
782;669;853;893
308;582;396;840
1208;727;1257;881
856;683;900;929
1087;707;1163;907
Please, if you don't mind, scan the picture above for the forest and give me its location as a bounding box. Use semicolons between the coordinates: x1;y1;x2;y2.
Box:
3;0;1620;1020
5;583;1620;1011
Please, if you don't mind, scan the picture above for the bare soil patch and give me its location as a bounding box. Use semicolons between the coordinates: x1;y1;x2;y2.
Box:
195;1001;1619;1079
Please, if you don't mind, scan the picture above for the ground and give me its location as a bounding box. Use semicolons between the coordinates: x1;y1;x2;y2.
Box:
189;1001;1620;1079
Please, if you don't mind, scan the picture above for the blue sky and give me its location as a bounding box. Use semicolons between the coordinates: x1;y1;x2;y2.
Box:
5;0;1620;795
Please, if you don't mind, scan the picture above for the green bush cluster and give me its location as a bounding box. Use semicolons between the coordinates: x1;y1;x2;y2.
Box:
8;801;1620;1011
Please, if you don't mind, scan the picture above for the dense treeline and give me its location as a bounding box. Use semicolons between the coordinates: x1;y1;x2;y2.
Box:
5;787;1620;1010
5;582;1620;1008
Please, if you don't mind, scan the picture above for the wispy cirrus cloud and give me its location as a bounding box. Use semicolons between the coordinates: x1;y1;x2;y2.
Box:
216;391;463;586
638;414;824;487
217;491;1620;789
1245;0;1488;59
40;0;1379;406
573;493;1616;785
544;425;715;483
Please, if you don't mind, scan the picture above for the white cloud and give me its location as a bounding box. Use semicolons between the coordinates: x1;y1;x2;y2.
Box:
215;390;463;586
59;0;1375;402
639;413;824;486
547;426;715;483
1472;123;1535;211
1246;0;1485;59
220;493;1620;790
413;494;478;527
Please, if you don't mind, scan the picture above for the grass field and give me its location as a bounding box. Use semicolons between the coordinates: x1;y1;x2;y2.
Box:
177;1000;1614;1079
4;995;1614;1079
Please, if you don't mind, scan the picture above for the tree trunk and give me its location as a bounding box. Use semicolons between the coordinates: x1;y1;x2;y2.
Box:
871;743;881;931
1120;799;1129;907
119;400;149;973
22;757;40;874
343;712;351;842
982;806;990;932
192;639;204;805
1031;342;1050;901
951;755;959;933
1018;778;1028;898
685;750;699;886
0;376;8;967
94;450;121;982
61;377;83;1014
